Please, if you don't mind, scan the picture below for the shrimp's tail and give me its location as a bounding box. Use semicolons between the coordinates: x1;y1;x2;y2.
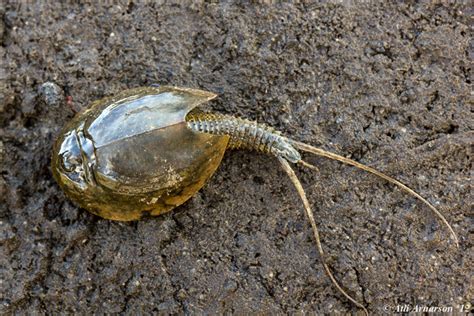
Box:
278;157;369;316
291;140;459;247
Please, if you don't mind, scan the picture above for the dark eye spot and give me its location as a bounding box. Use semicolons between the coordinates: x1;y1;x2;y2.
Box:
61;152;82;172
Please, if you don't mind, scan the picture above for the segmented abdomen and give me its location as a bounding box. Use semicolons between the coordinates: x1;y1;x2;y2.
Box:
186;112;282;154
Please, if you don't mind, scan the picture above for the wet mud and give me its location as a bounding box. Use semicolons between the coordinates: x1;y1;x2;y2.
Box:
1;2;472;314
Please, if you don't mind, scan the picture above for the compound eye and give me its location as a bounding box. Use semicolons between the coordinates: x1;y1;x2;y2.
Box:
61;152;83;172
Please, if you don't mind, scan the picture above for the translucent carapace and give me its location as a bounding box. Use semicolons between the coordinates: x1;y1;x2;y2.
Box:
52;86;229;221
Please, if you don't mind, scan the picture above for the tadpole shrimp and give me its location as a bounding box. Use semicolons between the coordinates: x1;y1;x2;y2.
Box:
52;86;459;314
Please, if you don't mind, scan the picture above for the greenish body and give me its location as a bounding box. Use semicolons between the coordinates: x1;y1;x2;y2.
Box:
51;86;229;221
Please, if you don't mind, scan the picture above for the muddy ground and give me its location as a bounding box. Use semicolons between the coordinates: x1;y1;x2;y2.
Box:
1;2;472;314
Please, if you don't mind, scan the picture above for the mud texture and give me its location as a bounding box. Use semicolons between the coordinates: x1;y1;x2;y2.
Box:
1;2;472;314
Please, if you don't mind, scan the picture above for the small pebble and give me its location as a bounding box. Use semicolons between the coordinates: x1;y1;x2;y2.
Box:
38;82;64;107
